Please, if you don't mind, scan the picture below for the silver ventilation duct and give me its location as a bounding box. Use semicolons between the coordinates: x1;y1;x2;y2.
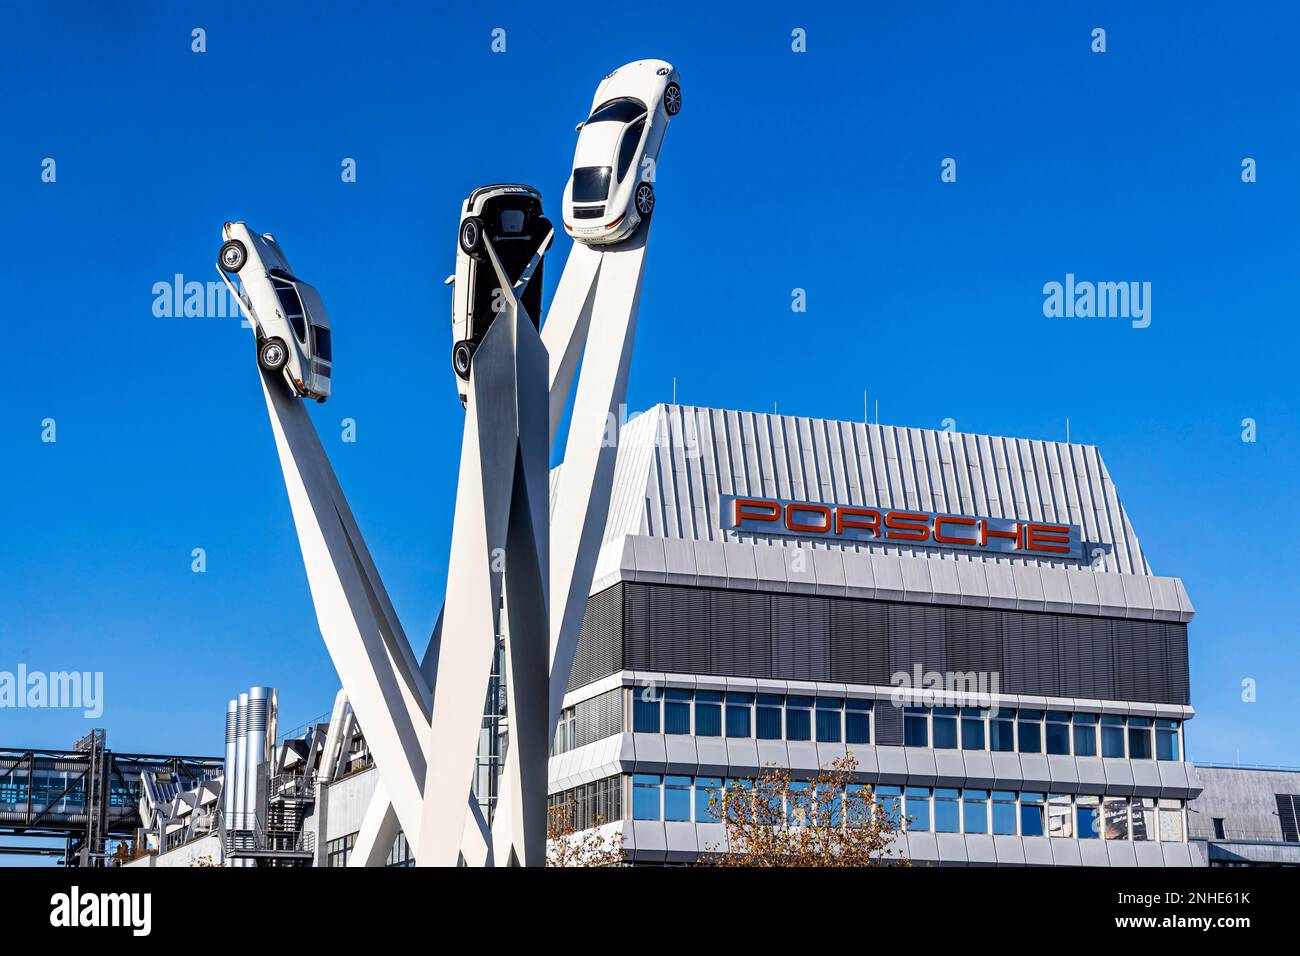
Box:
245;686;270;833
223;699;238;826
233;693;249;829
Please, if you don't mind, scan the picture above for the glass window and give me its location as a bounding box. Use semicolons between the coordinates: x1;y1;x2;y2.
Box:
785;697;812;741
1048;794;1073;838
904;707;929;748
992;791;1017;835
663;775;691;822
1128;717;1153;759
694;776;722;823
1073;713;1098;757
1046;712;1071;755
1101;715;1126;758
571;166;612;203
932;708;958;749
725;692;752;738
1159;800;1185;842
934;789;960;833
1017;710;1042;753
1103;796;1129;840
1076;795;1101;839
990;710;1016;752
962;790;989;834
586;97;647;124
694;691;722;737
845;699;872;744
904;787;931;831
1155;720;1179;761
616;119;646;182
960;708;985;750
663;689;691;735
632;774;661;821
815;698;843;743
875;785;902;824
1020;793;1046;837
312;325;332;362
632;687;661;733
1132;798;1157;841
786;781;811;827
756;694;783;740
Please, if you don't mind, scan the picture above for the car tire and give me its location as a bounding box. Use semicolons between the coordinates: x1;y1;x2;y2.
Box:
459;217;485;257
258;337;289;373
452;339;476;380
634;181;656;218
218;240;247;273
664;83;682;116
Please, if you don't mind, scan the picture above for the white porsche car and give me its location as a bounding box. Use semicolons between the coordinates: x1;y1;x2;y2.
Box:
562;59;681;245
216;222;332;403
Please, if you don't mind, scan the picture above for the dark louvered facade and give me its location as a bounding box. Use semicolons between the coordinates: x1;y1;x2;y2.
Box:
568;581;1190;715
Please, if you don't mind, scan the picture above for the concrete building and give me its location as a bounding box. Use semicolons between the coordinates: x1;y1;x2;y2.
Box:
1189;765;1300;867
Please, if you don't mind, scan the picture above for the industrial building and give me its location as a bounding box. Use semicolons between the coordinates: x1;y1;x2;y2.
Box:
17;404;1296;868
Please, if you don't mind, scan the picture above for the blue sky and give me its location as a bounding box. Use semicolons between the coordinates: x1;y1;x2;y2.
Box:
1;1;1297;775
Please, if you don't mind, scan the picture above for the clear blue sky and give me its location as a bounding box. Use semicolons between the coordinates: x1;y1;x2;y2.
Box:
1;2;1296;772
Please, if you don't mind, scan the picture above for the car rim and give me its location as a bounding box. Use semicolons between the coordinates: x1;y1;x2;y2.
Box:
463;223;477;247
265;344;283;365
637;187;653;213
222;247;240;267
666;86;680;113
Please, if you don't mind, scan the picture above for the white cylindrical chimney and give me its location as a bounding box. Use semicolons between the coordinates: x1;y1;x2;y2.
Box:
234;693;249;829
223;700;238;827
245;687;270;833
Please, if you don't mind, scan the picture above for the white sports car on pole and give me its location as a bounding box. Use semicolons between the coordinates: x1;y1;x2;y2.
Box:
217;222;332;403
562;59;681;245
445;185;552;406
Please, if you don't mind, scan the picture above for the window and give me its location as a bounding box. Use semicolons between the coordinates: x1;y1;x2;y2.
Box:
845;699;872;744
756;695;783;740
1017;710;1042;753
815;698;843;743
1155;719;1180;761
326;832;356;867
1212;817;1226;840
962;790;989;834
586;97;647;124
571;166;612;203
992;791;1017;835
1158;799;1185;842
1077;796;1101;839
1103;797;1129;840
312;325;332;362
960;708;985;750
632;774;661;821
1020;793;1046;837
904;707;929;747
990;710;1016;752
1132;798;1157;841
664;688;692;735
694;777;722;823
875;785;902;825
932;708;958;749
616;119;645;182
1128;717;1153;759
1048;794;1073;838
1045;712;1071;755
904;787;931;831
725;692;752;738
786;781;811;827
1101;715;1126;758
632;686;661;733
785;696;812;741
694;691;722;737
1278;795;1300;842
663;775;691;822
934;789;960;833
1073;713;1098;757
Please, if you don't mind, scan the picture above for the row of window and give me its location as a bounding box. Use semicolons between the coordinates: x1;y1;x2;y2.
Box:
547;776;623;832
629;774;1187;843
633;689;875;744
903;707;1181;760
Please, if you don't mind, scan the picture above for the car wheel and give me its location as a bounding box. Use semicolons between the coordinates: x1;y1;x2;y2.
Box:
218;240;247;273
459;217;485;257
452;339;476;380
634;181;656;217
664;83;682;116
258;337;289;372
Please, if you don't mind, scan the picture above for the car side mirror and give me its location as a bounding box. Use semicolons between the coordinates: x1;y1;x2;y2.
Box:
575;121;585;132
443;274;455;286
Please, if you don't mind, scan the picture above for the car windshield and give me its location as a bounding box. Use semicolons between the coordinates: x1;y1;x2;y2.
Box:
572;166;611;203
586;98;646;124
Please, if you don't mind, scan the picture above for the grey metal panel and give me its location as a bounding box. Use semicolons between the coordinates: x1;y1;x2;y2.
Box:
906;831;939;863
1105;841;1138;867
994;835;1027;865
876;746;909;784
1047;756;1079;789
936;833;969;864
1023;836;1054;866
1102;759;1135;794
726;740;760;776
755;740;789;771
1079;840;1111;867
873;704;904;748
631;734;666;773
1157;760;1191;798
770;593;830;681
934;751;966;787
1019;755;1052;790
1134;841;1166;867
1160;843;1194;867
663;821;699;862
785;741;820;774
663;735;698;774
631;821;667;862
1131;761;1163;796
1076;758;1107;794
965;834;997;865
694;738;728;776
829;599;890;686
846;744;879;780
711;588;771;678
905;750;938;785
991;752;1023;783
1050;840;1083;866
962;751;996;789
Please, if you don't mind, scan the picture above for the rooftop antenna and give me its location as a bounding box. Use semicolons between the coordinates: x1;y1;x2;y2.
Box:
874;399;879;425
1066;417;1071;444
672;377;676;405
